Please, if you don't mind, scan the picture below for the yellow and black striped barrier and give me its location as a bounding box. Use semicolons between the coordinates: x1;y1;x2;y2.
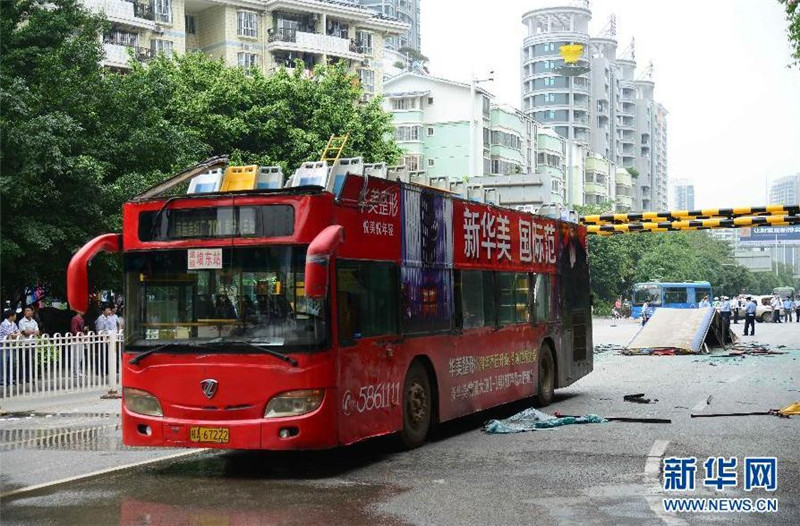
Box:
581;204;800;225
587;214;800;236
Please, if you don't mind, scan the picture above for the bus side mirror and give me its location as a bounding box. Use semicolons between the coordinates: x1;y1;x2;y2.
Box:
305;225;344;301
67;233;121;314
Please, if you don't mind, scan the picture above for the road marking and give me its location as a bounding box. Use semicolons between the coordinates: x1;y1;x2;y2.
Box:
643;439;688;526
0;449;207;499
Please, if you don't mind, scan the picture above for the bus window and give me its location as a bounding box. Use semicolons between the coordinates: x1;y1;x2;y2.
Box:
534;273;551;323
459;270;496;329
337;260;398;345
498;272;531;325
664;287;688;305
633;284;662;305
694;287;711;303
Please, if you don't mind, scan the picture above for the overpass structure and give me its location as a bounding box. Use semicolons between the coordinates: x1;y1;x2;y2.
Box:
579;205;800;235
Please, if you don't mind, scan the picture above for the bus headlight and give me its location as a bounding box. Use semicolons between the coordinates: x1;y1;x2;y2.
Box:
123;387;163;417
264;389;324;418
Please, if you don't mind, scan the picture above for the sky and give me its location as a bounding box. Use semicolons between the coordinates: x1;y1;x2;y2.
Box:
418;0;800;209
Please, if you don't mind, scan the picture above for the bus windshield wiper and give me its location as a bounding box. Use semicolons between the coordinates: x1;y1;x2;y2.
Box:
129;342;215;366
205;338;298;367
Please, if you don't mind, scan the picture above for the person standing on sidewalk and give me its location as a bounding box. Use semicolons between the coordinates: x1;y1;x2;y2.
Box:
1;309;21;385
70;311;86;378
720;296;732;338
18;307;40;338
770;294;782;323
743;297;757;336
795;300;800;323
783;297;793;323
17;306;39;383
732;295;742;324
95;305;116;333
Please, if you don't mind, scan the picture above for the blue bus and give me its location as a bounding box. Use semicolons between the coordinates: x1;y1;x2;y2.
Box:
631;281;713;319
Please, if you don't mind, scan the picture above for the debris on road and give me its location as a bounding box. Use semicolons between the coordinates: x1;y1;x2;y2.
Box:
691;401;800;419
554;412;671;424
594;343;626;354
623;393;658;404
484;408;605;434
624;307;733;355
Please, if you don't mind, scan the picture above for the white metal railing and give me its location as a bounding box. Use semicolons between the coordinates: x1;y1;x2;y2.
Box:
1;330;123;400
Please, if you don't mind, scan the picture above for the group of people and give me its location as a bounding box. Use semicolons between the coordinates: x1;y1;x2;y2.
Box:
1;303;124;386
0;307;41;342
769;294;797;323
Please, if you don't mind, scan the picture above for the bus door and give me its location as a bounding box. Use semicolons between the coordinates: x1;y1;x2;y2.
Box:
335;260;402;445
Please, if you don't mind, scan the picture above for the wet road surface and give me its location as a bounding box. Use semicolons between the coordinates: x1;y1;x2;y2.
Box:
1;318;798;525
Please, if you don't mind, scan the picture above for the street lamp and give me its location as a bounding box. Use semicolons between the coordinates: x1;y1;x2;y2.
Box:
469;71;493;178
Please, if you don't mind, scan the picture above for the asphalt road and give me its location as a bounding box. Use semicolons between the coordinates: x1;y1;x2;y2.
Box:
1;317;798;525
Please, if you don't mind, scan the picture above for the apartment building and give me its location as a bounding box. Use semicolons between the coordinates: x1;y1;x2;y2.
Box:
520;1;669;212
85;0;408;96
382;71;642;211
671;178;695;210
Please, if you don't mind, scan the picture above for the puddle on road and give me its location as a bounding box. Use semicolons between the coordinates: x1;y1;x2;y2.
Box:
0;423;124;451
0;411;117;420
2;448;408;526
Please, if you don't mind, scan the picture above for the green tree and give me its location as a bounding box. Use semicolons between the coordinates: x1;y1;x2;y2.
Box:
779;0;800;65
1;0;115;305
1;4;401;306
586;230;757;304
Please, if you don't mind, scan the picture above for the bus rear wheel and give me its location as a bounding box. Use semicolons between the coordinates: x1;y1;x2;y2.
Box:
400;361;432;449
535;344;555;407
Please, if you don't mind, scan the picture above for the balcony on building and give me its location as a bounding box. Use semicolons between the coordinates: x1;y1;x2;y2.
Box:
573;129;589;143
619;115;635;128
572;76;589;92
85;0;157;30
267;12;363;62
270;50;320;76
620;87;636;101
102;28;150;69
621;101;636;115
573;93;589;108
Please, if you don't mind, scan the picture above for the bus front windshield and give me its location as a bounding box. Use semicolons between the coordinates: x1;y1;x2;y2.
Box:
124;246;326;350
633;284;662;306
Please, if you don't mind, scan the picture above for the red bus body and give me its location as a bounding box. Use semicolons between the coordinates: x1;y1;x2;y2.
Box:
72;174;592;450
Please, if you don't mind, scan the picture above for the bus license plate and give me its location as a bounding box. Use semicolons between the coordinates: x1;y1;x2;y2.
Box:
189;426;230;444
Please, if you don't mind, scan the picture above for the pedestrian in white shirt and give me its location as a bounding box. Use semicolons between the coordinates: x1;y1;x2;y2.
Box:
17;307;40;339
95;305;117;333
1;309;20;385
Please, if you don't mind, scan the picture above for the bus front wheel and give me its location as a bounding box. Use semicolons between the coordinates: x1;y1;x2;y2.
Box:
400;361;432;449
535;344;556;407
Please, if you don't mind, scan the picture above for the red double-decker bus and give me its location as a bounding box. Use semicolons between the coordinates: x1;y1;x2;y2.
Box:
68;161;592;450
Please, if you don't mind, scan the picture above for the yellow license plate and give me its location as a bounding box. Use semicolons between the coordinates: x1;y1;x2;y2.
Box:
189;426;230;444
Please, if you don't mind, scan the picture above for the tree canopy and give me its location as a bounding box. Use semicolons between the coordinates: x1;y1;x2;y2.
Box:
779;0;800;65
0;0;400;306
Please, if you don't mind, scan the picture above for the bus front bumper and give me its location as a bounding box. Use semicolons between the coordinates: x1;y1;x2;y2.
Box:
122;404;339;450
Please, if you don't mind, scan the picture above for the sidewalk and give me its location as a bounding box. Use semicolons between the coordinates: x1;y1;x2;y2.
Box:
0;389;121;415
0;390;200;498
